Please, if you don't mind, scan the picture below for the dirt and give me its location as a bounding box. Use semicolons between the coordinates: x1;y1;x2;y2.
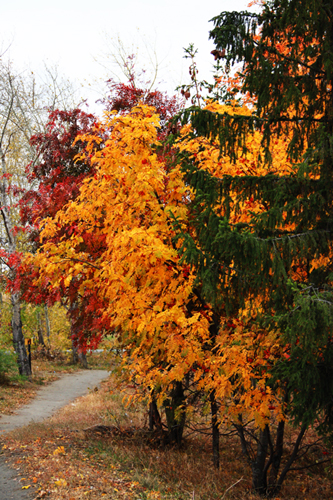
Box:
0;369;109;499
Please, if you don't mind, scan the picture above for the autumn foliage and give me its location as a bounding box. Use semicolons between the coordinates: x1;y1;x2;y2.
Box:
11;1;333;496
20;100;292;437
16;91;331;496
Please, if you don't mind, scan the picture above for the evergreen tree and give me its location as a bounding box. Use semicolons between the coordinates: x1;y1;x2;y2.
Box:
175;0;333;494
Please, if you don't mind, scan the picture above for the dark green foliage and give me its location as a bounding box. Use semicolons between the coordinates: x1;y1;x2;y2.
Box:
210;0;333;161
175;0;333;434
0;350;18;383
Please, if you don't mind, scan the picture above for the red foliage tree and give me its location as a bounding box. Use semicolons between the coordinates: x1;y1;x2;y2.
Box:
20;108;98;245
105;81;179;123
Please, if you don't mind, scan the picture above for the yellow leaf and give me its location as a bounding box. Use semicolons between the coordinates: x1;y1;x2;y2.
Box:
54;479;67;487
53;446;65;455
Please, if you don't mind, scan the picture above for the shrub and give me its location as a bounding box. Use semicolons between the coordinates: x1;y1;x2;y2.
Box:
0;349;18;383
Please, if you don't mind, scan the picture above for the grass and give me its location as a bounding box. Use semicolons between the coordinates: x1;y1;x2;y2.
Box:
1;370;333;500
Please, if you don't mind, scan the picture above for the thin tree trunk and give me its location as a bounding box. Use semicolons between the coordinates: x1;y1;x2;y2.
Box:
1;146;30;377
71;339;79;364
37;309;45;346
252;425;269;495
210;390;220;468
267;420;285;494
269;425;307;498
149;390;162;431
164;381;186;445
44;304;51;345
78;350;88;368
69;299;88;368
71;338;88;368
11;292;31;377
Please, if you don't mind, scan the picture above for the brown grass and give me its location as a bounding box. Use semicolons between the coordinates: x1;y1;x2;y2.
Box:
1;372;333;500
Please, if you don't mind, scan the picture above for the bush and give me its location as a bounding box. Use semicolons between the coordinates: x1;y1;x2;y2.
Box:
0;349;17;383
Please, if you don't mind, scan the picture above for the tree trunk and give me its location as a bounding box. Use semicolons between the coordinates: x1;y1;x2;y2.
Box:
71;339;88;368
268;425;306;498
251;425;269;496
149;391;162;431
267;420;285;495
37;309;45;346
164;381;186;445
69;299;88;368
78;350;88;368
37;328;45;346
11;293;31;377
44;304;51;345
210;390;220;468
71;338;79;364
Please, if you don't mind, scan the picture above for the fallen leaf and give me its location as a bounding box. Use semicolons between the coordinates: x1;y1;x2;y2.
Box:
53;446;65;456
35;491;47;499
54;478;67;487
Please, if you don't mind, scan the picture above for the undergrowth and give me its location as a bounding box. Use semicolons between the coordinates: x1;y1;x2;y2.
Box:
1;374;333;499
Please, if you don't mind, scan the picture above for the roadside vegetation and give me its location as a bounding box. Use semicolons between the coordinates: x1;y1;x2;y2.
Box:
1;367;333;500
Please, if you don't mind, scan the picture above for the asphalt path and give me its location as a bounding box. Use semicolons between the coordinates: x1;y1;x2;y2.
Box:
0;369;109;499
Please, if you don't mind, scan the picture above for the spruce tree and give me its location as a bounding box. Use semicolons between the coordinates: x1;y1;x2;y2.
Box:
175;0;333;494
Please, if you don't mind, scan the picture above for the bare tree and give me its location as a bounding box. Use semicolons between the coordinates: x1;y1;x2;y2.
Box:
94;33;162;94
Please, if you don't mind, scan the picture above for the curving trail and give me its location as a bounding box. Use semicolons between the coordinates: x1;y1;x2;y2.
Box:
0;369;109;499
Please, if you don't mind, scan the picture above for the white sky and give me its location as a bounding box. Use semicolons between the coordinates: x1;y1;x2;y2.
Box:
2;0;252;111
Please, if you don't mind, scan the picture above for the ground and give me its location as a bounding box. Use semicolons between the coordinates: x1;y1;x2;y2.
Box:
0;368;109;499
0;354;332;499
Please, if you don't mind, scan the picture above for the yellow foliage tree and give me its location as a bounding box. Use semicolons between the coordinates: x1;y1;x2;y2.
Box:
25;101;296;442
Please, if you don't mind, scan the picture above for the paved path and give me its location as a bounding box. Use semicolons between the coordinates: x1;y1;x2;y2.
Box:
0;369;109;499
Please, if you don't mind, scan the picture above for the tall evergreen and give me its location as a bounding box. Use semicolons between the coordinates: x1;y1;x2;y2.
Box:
175;0;333;491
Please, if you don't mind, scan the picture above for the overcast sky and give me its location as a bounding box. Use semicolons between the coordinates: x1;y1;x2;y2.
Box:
2;0;253;110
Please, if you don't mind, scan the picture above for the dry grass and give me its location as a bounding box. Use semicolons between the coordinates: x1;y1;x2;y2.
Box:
1;373;333;500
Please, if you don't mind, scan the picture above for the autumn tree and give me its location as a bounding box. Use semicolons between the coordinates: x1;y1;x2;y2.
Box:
18;107;99;366
18;72;181;364
21;109;97;231
102;77;179;129
174;0;333;495
20;100;289;465
22;104;214;445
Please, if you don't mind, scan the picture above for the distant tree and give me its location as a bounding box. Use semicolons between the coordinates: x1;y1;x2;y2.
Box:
100;61;180;132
